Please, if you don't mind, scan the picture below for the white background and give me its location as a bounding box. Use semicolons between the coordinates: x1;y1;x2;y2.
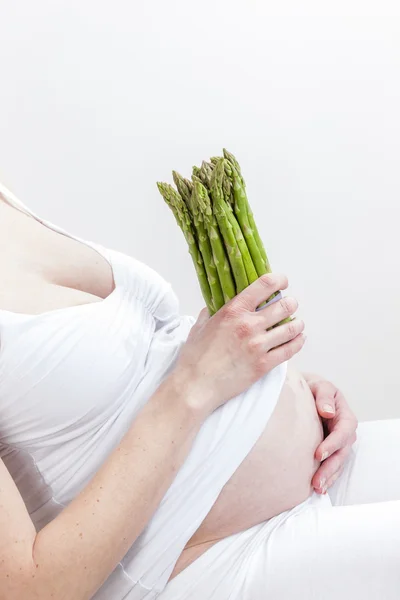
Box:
1;2;400;420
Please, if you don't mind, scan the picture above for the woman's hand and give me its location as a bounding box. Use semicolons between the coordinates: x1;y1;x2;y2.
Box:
174;273;305;417
304;373;358;494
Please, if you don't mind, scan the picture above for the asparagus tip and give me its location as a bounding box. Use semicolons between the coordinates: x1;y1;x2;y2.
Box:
192;179;213;217
192;165;201;176
210;157;225;190
172;170;182;187
191;174;202;185
156;181;167;195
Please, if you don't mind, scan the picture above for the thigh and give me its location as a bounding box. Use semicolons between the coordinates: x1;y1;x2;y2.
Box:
246;498;400;600
328;419;400;506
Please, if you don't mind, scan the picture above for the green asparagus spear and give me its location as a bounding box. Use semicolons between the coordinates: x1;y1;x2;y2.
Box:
157;182;214;313
222;181;258;284
191;174;203;187
223;149;269;269
246;202;270;270
203;158;257;283
192;164;236;301
192;165;202;180
222;148;243;183
223;151;288;320
190;184;225;312
210;159;248;293
222;170;234;207
172;171;193;206
192;162;212;189
224;161;267;277
210;156;235;204
192;180;236;302
199;161;214;189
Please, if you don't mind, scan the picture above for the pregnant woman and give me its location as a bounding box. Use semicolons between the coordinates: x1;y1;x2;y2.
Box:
0;181;398;600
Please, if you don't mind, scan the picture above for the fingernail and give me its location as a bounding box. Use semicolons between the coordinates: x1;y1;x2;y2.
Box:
322;486;328;494
322;404;335;414
319;477;326;489
321;451;329;461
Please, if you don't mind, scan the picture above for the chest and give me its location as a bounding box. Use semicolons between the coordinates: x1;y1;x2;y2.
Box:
0;241;183;454
0;297;156;450
0;214;114;314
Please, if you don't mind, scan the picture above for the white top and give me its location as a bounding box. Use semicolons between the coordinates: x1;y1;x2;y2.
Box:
0;182;287;599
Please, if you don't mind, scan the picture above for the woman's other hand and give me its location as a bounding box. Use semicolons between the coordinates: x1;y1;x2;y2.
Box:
173;273;305;417
304;374;358;494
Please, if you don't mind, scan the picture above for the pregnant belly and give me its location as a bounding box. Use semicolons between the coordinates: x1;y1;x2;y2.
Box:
171;367;324;578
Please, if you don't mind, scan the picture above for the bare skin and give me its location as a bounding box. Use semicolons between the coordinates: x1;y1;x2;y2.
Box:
0;195;356;598
0;199;114;314
171;367;324;577
172;376;358;578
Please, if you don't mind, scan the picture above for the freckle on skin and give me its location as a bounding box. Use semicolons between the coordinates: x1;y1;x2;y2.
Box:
96;499;100;502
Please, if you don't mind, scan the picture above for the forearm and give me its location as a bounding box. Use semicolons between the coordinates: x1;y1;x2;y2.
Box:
18;376;204;600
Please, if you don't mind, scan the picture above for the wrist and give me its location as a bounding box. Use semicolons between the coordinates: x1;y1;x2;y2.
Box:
162;367;213;423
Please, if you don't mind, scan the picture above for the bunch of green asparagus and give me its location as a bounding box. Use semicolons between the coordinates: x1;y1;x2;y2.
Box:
157;149;276;315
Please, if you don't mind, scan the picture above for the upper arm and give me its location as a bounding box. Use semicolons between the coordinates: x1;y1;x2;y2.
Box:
0;456;37;598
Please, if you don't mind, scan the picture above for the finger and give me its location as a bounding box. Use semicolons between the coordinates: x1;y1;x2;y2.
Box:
263;318;305;350
314;466;344;495
312;446;351;492
334;389;358;426
311;381;337;418
314;464;345;495
255;296;299;330
264;332;307;370
315;417;357;462
326;466;345;491
233;273;288;312
349;432;357;446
